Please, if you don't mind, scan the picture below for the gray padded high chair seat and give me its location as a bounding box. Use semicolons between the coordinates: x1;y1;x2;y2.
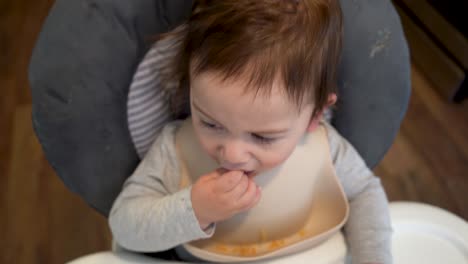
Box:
29;0;410;217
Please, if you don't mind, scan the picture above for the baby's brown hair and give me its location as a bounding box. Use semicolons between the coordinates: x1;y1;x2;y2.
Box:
165;0;343;118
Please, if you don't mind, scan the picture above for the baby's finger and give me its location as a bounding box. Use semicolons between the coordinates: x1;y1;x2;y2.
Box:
214;170;244;193
227;173;249;199
235;179;260;211
199;169;223;182
244;186;261;210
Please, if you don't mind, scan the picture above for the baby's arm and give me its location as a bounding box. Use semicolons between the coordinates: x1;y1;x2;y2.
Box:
324;123;393;264
108;123;213;252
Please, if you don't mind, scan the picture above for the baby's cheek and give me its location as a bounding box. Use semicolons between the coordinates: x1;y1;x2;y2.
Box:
194;131;219;160
200;139;217;159
261;145;295;169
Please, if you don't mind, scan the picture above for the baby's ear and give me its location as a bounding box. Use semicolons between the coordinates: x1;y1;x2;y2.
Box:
327;93;337;106
307;114;322;132
306;93;337;132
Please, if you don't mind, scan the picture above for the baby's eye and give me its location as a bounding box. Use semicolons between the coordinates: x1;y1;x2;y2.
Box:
200;120;223;131
252;134;276;145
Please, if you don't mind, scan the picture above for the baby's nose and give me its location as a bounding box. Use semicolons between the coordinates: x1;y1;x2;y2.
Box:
220;162;248;171
219;141;249;169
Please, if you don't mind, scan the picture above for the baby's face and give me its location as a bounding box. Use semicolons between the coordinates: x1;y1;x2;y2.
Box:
190;71;314;176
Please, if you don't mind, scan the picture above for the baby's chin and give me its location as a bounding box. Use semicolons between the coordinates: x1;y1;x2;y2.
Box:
255;161;290;177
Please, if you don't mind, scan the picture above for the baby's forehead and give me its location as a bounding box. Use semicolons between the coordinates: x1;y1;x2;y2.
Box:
192;70;287;99
190;71;311;121
191;70;313;114
189;52;315;105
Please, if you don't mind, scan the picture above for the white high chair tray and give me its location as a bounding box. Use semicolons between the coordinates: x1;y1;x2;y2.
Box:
390;202;468;264
68;202;468;264
68;232;346;264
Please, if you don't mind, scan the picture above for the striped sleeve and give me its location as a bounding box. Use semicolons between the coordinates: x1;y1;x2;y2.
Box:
127;37;178;158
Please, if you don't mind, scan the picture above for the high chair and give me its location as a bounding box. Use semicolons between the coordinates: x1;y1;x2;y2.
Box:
67;202;468;264
27;0;446;263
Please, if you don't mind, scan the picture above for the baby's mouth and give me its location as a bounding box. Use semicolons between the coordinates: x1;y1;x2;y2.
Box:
243;170;256;178
219;166;257;177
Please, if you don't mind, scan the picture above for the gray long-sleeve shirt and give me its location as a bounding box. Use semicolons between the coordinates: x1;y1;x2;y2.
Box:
109;121;392;264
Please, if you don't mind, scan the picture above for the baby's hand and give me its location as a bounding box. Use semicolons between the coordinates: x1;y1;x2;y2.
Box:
191;169;261;230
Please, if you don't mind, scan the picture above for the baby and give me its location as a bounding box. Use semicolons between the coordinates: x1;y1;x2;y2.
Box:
109;0;392;263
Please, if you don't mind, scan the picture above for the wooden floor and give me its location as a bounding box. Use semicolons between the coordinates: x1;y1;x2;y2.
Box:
1;1;467;264
1;1;112;264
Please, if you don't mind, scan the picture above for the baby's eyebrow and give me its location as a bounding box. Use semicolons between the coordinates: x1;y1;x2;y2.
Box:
250;128;289;135
192;101;219;123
